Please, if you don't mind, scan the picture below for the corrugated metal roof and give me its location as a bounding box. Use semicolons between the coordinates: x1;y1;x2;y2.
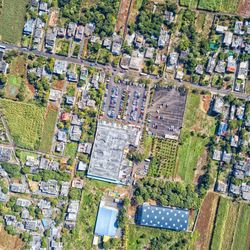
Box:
137;204;189;231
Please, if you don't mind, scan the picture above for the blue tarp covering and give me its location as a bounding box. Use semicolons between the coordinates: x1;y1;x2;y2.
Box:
137;204;189;231
95;205;118;237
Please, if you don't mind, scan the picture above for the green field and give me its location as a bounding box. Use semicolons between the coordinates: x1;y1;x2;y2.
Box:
198;0;240;14
39;108;58;153
64;142;78;158
0;0;29;44
211;197;230;249
63;179;115;250
180;0;198;8
0;99;46;150
209;198;250;250
149;138;178;178
128;224;191;250
176;93;216;184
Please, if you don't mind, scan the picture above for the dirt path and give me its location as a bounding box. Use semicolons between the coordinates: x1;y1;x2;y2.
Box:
115;0;131;35
195;192;219;250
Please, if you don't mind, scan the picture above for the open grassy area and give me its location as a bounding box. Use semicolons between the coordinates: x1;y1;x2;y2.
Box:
63;179;115;250
149;138;178;178
198;0;240;14
64;142;78;158
210;197;230;250
176;93;216;184
128;224;192;250
39;107;58;153
0;0;28;44
0;99;46;150
180;0;198;8
231;203;250;250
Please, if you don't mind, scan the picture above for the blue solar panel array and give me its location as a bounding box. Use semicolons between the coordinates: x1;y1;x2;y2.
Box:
137;204;189;231
95;205;118;237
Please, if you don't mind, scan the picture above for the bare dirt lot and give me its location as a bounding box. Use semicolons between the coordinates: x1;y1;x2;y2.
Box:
195;192;219;250
237;0;250;16
115;0;131;34
48;10;59;27
0;225;23;250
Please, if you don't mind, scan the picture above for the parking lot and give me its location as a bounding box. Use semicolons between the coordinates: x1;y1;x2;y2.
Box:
147;86;187;139
102;83;147;125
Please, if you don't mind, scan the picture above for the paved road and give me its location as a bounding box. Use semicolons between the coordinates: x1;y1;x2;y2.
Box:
1;41;249;100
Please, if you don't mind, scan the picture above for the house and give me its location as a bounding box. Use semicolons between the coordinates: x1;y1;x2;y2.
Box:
65;200;80;228
57;130;67;142
49;89;61;101
65;96;76;106
222;151;232;163
158;29;169;48
67;22;77;37
175;70;184;80
231;35;243;49
56;142;65;153
50;161;59;171
129;55;143;71
168;52;178;67
215;60;226;73
230;105;236;120
60;182;70;197
39;2;48;14
75;25;84;41
230;135;239;147
70;125;82;142
236;105;245;120
226;56;236;73
10;183;26;193
25;219;38;231
61;112;71;121
234;21;244;35
23;19;35;35
125;32;135;46
195;64;204;75
78;142;92;154
57;27;66;38
217;122;228;136
216;25;228;34
25;156;40;167
145;47;155;59
67;71;78;82
53;60;67;75
112;39;122;56
134;34;144;48
77;161;87;171
72;178;83;189
229;183;241;196
39;180;59;196
237;61;248;80
212;150;222;161
136;204;189;231
45;27;57;51
71;115;82;126
0;187;9;202
223;31;233;46
4;215;17;226
80;66;88;81
39;157;50;170
206;57;216;74
21;209;30;219
84;23;95;36
120;54;131;70
0;147;11;162
0;61;8;74
103;38;112;50
234;169;245;179
91;72;99;87
165;11;175;23
212;97;224;114
215;181;227;193
16;198;31;207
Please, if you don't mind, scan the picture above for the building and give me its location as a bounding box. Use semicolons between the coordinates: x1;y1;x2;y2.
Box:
158;29;169;48
53;60;67;75
136;204;189;231
45;27;57;51
0;147;11;162
237;61;248;80
67;22;77;37
84;23;95;36
223;31;233;46
216;25;228;33
75;25;84;41
39;180;59;196
227;56;237;73
57;27;66;37
95;200;118;237
0;61;9;74
206;57;216;74
49;89;61;102
165;11;175;23
23;19;35;35
87;121;140;185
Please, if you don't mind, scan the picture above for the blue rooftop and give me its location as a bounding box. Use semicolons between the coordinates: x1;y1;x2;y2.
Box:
137;204;189;231
217;122;228;136
95;201;118;237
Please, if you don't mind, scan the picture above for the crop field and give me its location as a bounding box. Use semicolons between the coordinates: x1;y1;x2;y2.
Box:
39;106;58;153
198;0;240;14
0;0;28;44
149;138;178;178
176;93;216;184
208;197;250;250
63;179;114;250
0;99;46;150
180;0;198;8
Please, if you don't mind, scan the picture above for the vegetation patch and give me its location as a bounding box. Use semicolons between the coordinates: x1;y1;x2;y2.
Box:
0;0;28;44
0;99;46;150
180;0;198;8
64;142;78;158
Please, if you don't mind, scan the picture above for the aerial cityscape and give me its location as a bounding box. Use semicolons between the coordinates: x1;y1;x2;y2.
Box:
0;0;249;249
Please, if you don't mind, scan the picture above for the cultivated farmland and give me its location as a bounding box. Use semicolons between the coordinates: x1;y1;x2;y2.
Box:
0;99;46;150
149;138;178;178
0;0;28;44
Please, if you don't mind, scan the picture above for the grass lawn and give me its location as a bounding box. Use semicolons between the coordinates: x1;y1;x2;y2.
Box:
0;0;28;44
0;99;46;150
231;203;250;250
64;142;78;158
16;150;38;165
63;179;115;250
128;224;192;250
180;0;198;8
210;197;230;250
176;93;216;184
39;107;58;153
198;0;240;13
